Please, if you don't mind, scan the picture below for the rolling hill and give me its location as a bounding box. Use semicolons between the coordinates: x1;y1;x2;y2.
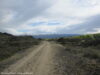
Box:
34;34;80;39
0;32;40;61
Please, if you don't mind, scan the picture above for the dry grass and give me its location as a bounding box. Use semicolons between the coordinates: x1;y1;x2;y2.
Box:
55;33;100;75
0;32;40;61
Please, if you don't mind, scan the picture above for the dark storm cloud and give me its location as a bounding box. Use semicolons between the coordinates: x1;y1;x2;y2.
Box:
59;14;100;34
0;0;54;32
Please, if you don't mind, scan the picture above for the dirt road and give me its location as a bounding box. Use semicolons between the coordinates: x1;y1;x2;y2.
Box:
1;41;68;75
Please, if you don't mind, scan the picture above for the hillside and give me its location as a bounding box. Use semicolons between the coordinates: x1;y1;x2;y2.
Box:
0;32;40;61
34;34;79;39
0;33;100;75
56;33;100;47
55;33;100;75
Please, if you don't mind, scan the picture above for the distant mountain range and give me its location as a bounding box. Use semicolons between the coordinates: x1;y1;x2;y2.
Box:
33;34;80;39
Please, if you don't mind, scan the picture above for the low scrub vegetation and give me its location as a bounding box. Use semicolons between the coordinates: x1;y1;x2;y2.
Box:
57;33;100;47
0;32;40;61
56;33;100;75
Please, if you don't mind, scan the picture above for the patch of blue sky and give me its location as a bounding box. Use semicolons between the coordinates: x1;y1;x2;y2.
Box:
74;0;99;7
29;21;46;26
47;22;61;25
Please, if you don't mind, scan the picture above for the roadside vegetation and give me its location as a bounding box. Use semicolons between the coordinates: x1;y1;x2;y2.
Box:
55;33;100;75
0;32;40;61
57;33;100;47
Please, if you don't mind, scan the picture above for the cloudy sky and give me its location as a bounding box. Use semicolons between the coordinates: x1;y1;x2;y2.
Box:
0;0;100;35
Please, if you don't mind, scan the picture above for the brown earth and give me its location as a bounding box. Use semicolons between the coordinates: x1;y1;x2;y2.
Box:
0;41;68;75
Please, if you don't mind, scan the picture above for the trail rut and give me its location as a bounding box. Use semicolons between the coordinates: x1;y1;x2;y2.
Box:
0;41;68;75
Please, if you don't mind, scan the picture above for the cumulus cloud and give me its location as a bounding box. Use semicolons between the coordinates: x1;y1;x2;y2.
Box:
0;0;100;35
